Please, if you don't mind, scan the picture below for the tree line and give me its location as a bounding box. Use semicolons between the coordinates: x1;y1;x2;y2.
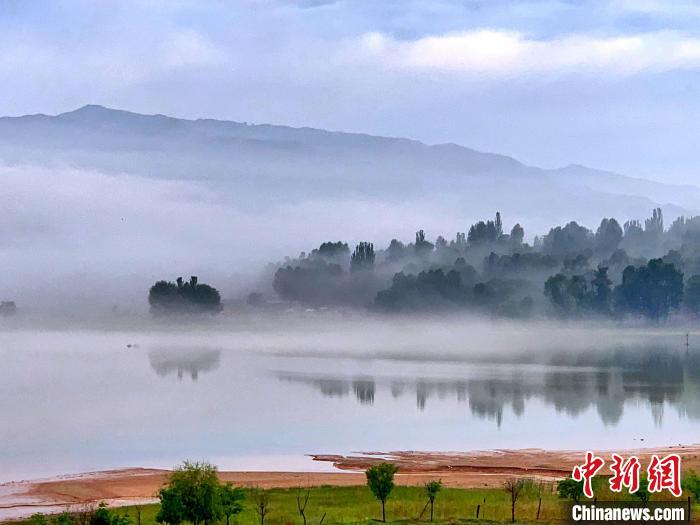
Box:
30;461;700;525
267;209;700;320
144;209;700;321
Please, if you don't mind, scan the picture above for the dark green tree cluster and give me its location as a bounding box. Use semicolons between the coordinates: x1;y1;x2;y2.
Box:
268;208;700;320
375;269;465;310
156;461;245;525
350;242;375;271
545;267;612;316
149;276;222;315
616;258;684;320
274;241;381;306
467;212;504;244
545;259;685;320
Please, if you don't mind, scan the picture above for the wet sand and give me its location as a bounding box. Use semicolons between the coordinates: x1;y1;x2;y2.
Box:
2;445;698;521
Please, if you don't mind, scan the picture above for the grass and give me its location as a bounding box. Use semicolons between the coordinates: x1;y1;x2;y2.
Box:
20;482;697;525
106;485;567;525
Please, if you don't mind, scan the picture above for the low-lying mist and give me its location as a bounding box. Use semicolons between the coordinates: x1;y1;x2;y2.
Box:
0;163;483;314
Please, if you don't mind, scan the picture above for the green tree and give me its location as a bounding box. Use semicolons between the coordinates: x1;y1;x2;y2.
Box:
595;218;623;255
219;483;245;525
30;514;48;525
52;512;74;525
558;478;584;503
616;259;684;320
685;276;700;315
424;480;442;522
545;274;576;314
591;266;612;314
510;224;525;247
91;503;112;525
149;277;222;315
157;486;186;525
156;461;222;525
683;470;700;499
366;463;399;522
89;503;131;525
350;242;375;271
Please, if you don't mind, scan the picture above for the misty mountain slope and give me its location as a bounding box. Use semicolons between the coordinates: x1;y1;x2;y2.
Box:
0;104;695;220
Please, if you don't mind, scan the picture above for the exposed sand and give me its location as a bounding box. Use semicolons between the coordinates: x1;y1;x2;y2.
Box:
2;445;698;522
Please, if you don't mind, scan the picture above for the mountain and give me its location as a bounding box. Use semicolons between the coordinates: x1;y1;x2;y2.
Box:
0;105;695;229
2;105;698;310
0;105;700;226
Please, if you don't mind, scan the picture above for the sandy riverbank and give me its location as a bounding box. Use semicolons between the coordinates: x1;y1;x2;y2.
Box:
2;445;698;521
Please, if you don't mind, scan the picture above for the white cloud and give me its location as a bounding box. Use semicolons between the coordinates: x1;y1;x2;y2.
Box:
353;29;700;76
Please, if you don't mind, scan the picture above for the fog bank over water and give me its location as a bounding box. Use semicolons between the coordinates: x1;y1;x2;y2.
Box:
0;318;698;482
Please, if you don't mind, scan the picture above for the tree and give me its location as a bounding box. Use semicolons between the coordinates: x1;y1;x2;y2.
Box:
149;276;222;315
424;480;442;522
503;478;525;523
375;270;465;311
468;214;502;245
558;478;584;503
366;462;399;522
88;504;130;525
220;483;245;525
616;259;684;319
251;489;271;525
645;208;664;237
91;504;112;525
510;224;524;247
31;514;48;525
590;266;612;314
544;274;576;313
156;461;222;525
52;513;73;525
386;239;406;261
541;221;594;256
595;218;623;255
685;276;700;315
683;470;700;500
313;241;349;261
156;486;185;525
351;242;375;271
415;230;434;255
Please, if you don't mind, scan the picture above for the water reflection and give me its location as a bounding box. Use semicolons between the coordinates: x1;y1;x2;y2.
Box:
149;347;221;380
276;351;700;427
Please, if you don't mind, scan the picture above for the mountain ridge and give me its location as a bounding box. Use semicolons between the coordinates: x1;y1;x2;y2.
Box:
0;105;697;231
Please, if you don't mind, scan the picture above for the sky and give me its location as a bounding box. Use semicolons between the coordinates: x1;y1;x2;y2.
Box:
2;0;700;184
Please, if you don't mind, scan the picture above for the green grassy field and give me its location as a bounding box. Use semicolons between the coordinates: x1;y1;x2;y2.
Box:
20;481;697;525
105;485;569;525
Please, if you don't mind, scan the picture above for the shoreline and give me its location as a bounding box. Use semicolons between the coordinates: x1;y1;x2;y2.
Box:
2;444;698;521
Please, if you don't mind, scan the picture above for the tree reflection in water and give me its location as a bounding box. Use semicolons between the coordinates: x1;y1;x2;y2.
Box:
149;347;221;381
276;347;700;427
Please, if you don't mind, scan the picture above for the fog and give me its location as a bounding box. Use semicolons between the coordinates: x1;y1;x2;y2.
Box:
1;106;699;316
0;163;475;313
1;317;698;482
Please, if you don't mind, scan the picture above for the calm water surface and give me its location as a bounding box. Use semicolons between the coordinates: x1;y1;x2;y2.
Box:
1;325;698;482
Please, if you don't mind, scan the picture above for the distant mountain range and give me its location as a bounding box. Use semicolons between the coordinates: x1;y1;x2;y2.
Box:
1;104;697;233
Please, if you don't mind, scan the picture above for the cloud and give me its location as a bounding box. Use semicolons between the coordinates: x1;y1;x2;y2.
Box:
353;29;700;76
